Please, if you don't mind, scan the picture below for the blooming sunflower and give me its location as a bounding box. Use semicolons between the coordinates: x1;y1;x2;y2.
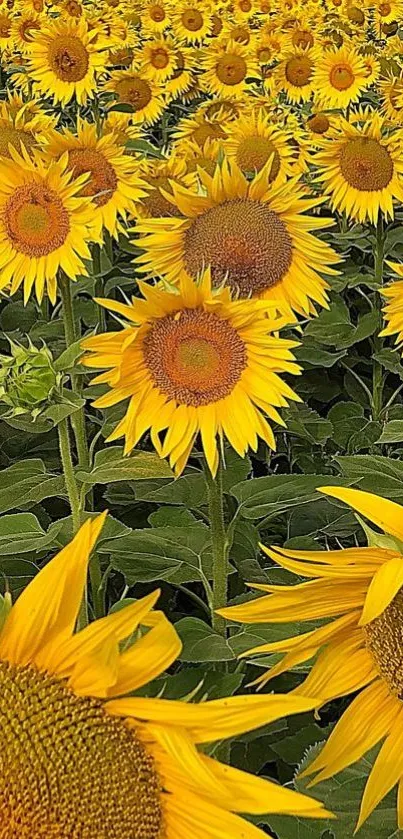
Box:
26;17;106;106
163;43;198;99
277;47;317;104
103;68;165;126
0;512;331;837
313;113;403;224
313;45;368;109
135;35;179;83
172;107;230;148
82;271;302;475
379;74;403;124
171;1;213;44
135;157;339;319
223;111;297;184
380;263;403;347
0;149;100;304
11;9;42;53
0;94;56;160
44;120;146;239
141;0;171;34
200;39;260;99
136;156;188;218
219;486;403;832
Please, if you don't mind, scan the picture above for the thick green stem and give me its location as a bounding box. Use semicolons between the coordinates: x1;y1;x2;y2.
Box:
93;245;107;333
205;458;228;636
59;274;90;469
372;217;385;421
58;417;81;534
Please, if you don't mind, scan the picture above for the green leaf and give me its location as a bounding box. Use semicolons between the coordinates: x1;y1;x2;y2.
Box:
231;475;347;521
377;420;403;444
0;557;39;595
175;617;235;662
334;455;403;500
76;446;174;484
283;404;333;445
0;460;66;513
373;348;403;380
0;513;55;555
54;339;84;372
327;402;365;448
125;139;163;157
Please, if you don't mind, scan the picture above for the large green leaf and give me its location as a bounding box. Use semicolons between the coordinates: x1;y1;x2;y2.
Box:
0;460;65;513
76;445;174;484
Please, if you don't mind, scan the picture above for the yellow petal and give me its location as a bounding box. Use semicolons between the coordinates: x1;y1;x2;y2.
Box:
360;556;403;625
356;708;403;832
320;486;403;543
107;611;182;696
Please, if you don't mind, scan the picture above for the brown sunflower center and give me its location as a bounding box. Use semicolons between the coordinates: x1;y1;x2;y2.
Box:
216;54;247;85
329;63;355;90
240;0;252;11
285;55;313;86
230;26;251;44
339;137;393;191
4;182;70;257
211;14;223;35
307;113;330;134
192;122;227;146
150;46;169;68
183;198;293;297
347;5;365;23
365;588;403;697
236;136;281;179
67;148;117;207
48;34;89;82
0;125;36;157
181;8;203;31
110;47;133;67
150;4;165;22
143;308;247;406
115;77;152;110
0;14;10;37
0;661;163;839
379;1;392;12
292;29;314;49
186;155;216;176
19;18;41;41
66;0;82;16
258;46;272;62
143;175;183;217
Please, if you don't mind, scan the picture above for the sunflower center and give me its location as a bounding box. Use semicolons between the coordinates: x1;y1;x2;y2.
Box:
347;5;365;23
143;308;247;406
181;8;203;30
240;0;252;11
4;183;70;257
285;55;313;86
236;136;281;179
211;14;223;35
329;63;355;90
115;77;152;110
151;47;169;68
231;26;251;44
19;19;40;41
364;588;403;697
150;4;165;21
68;148;117;206
184;198;293;297
0;125;36;157
307;113;330;134
258;46;272;62
339;137;393;191
0;661;163;838
292;29;314;49
379;1;391;14
0;14;10;37
192;122;227;146
48;35;89;82
216;54;247;85
143;175;183;217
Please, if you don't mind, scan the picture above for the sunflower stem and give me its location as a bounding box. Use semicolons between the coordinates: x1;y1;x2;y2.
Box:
93;244;107;333
205;457;228;636
372;216;385;421
59;273;90;470
58;417;81;534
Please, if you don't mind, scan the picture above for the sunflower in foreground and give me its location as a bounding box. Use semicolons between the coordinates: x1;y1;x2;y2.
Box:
26;17;106;105
0;150;100;304
219;486;403;831
223;111;297;183
44;120;146;238
313;114;403;224
82;271;302;475
313;46;368;109
0;512;331;837
135;157;339;319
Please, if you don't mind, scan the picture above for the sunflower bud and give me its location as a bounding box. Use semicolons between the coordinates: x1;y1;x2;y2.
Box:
0;341;58;414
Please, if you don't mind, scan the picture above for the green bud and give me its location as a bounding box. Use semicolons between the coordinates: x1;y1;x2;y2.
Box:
0;592;12;632
0;340;58;413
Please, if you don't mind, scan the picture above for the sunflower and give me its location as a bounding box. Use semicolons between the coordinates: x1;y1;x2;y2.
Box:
379;74;403;123
25;17;106;106
0;11;12;49
0;511;332;838
141;0;171;34
200;39;260;99
103;68;165;126
277;47;317;104
233;0;257;20
313;45;368;108
221;20;253;46
136;155;188;218
43;120;146;239
11;10;42;53
0;94;56;160
178;138;223;186
82;270;302;474
313;113;403;224
0;149;100;304
172;108;230;148
223;111;297;184
135;157;339;319
380;263;403;347
164;43;199;99
374;0;403;24
219;486;403;832
135;35;178;82
171;1;213;44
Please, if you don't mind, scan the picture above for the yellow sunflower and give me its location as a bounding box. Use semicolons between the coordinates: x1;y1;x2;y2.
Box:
379;74;403;124
135;35;178;83
313;45;368;109
0;11;13;49
219;486;403;832
172;108;230;148
374;0;403;25
43;120;146;239
26;17;106;106
135;155;188;218
223;111;297;184
200;39;260;99
0;149;100;304
134;157;339;319
82;271;302;475
11;9;42;53
313;113;403;224
178;138;223;186
141;0;171;34
381;263;403;347
0;511;331;837
171;1;213;44
0;94;57;160
277;47;318;104
164;43;199;99
103;68;165;126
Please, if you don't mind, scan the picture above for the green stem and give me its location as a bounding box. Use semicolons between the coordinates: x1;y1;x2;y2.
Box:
372;216;385;421
205;457;228;636
93;244;107;333
59;274;90;469
58;417;81;534
89;553;104;619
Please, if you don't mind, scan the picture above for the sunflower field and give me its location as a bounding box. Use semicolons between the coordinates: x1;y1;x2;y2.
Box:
4;0;403;837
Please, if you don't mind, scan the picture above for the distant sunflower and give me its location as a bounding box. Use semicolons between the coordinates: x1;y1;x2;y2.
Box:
313;114;403;223
136;35;178;83
219;486;403;832
0;150;100;304
11;10;42;53
379;74;403;124
223;111;296;183
0;95;56;160
178;138;222;186
381;264;403;347
44;120;146;238
172;109;229;148
26;17;106;105
200;39;260;99
0;512;331;838
164;44;198;99
135;157;339;318
277;48;317;104
171;1;213;44
82;271;302;475
104;68;165;126
136;156;188;218
0;12;12;49
141;0;171;33
313;45;368;108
